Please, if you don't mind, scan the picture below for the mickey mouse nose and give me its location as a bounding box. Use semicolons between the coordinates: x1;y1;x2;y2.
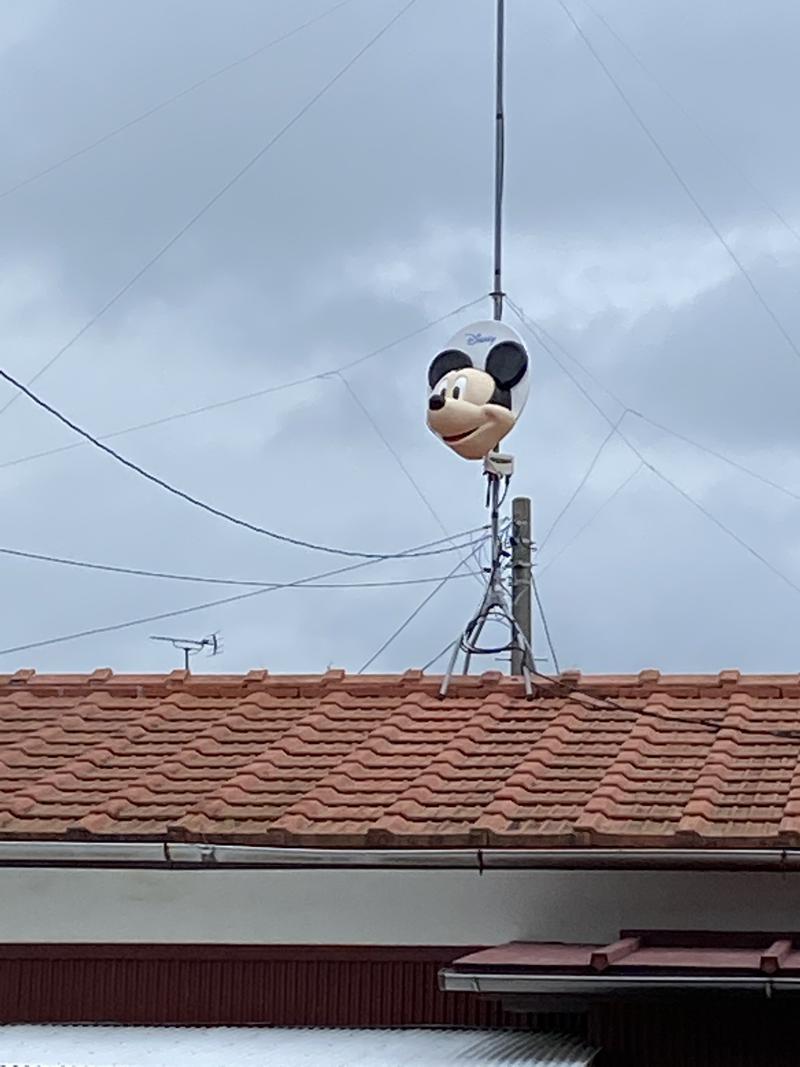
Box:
428;394;445;411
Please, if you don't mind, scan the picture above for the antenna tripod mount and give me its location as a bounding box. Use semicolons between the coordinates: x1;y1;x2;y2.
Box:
440;450;534;698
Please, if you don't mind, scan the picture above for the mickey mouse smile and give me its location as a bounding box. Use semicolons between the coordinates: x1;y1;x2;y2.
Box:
442;428;480;444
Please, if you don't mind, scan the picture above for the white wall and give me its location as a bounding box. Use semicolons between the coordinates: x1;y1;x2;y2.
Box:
4;867;800;943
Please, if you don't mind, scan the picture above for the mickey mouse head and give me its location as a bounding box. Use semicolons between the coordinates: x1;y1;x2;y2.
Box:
427;320;529;460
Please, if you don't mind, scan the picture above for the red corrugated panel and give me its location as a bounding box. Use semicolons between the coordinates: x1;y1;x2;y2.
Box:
0;945;573;1029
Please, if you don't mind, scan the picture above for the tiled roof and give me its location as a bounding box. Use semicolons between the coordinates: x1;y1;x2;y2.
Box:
1;668;800;848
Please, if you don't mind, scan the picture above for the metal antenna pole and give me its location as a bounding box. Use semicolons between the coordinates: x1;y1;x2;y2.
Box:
491;0;506;321
511;497;532;675
435;4;537;695
490;471;502;565
439;457;534;698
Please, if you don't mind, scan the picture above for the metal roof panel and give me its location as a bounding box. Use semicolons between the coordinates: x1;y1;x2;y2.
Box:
0;1025;599;1067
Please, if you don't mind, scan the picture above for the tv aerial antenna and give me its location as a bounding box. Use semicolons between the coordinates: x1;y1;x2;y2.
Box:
425;0;535;696
490;0;506;323
150;632;222;672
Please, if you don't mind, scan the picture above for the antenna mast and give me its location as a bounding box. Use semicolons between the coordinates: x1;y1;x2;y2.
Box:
434;0;535;696
491;0;506;322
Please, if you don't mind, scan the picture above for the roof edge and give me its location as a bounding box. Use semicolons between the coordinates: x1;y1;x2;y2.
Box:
1;841;800;871
3;668;799;695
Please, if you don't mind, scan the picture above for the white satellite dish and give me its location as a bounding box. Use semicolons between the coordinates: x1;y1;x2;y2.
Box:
426;319;530;460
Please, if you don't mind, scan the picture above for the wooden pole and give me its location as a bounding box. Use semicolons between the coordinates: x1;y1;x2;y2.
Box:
511;496;532;675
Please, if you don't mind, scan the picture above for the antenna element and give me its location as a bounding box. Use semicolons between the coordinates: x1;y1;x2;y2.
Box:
150;632;221;671
426;0;534;693
491;0;506;321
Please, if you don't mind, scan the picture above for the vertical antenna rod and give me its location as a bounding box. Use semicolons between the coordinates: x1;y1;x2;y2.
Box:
491;0;506;321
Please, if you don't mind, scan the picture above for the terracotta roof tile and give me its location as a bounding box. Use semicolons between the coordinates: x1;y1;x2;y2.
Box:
1;670;800;846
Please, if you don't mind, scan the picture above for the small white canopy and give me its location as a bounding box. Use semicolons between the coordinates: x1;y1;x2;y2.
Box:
0;1025;598;1066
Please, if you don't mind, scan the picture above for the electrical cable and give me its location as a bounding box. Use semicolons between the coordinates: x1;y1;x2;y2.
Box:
0;364;480;562
511;297;800;507
644;455;800;603
0;530;490;659
0;553;480;589
508;300;620;425
331;371;456;539
627;411;800;505
0;0;358;202
358;537;487;673
581;0;800;253
532;575;560;673
0;530;485;587
537;462;644;578
0;0;419;417
530;668;800;743
0;296;485;474
330;371;484;584
421;638;458;673
418;520;514;673
509;300;800;607
539;415;624;551
556;0;800;369
523;308;628;413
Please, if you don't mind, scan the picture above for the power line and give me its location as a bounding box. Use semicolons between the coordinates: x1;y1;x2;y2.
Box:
509;301;800;607
532;576;560;673
511;298;800;507
332;372;453;538
421;638;457;673
0;364;480;562
0;530;489;659
556;0;800;369
418;525;514;673
0;0;357;201
539;415;623;551
508;299;619;425
581;0;800;253
358;538;486;673
358;563;462;672
537;462;643;578
531;669;800;743
0;0;419;418
0;296;485;475
646;454;800;603
0;531;485;588
628;410;800;505
331;371;484;584
512;300;800;594
527;320;627;411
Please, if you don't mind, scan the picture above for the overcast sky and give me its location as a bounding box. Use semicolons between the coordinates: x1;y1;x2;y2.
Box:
3;0;800;678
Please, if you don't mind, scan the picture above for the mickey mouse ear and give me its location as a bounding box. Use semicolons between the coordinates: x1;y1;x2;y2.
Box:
485;341;527;389
428;349;473;388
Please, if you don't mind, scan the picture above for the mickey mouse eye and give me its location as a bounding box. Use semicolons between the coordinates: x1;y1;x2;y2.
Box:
452;375;468;401
431;375;449;399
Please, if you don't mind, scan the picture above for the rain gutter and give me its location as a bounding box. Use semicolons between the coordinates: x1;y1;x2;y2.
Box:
0;842;799;871
439;970;800;995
